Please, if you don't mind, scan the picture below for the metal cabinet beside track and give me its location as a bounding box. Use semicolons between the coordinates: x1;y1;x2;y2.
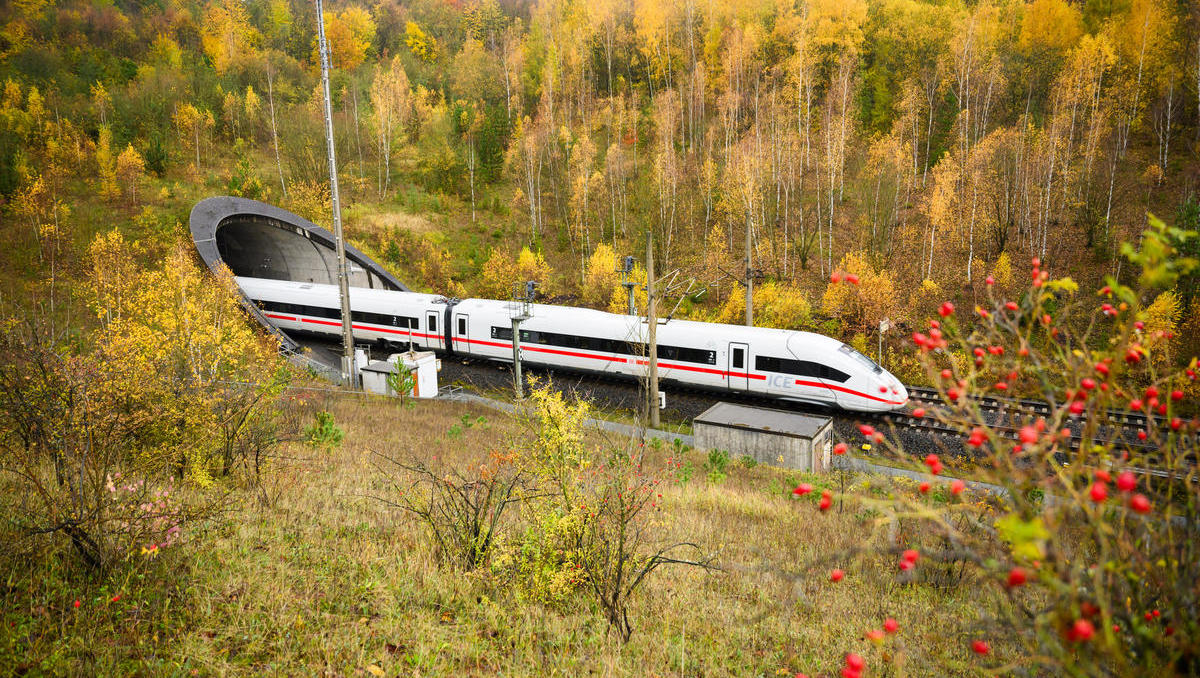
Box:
693;403;833;472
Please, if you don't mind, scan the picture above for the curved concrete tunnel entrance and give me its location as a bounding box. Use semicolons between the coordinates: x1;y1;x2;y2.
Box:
190;196;411;355
216;215;399;290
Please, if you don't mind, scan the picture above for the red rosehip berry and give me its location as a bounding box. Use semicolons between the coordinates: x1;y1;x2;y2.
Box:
830;569;845;582
1007;567;1027;588
846;273;860;285
972;640;990;655
834;442;848;455
1129;493;1151;513
950;479;966;495
902;549;920;563
819;492;833;512
858;424;875;437
1070;619;1095;642
1171;389;1184;401
911;408;925;418
1019;426;1038;445
1116;471;1136;492
1089;482;1108;503
793;483;813;496
939;302;955;317
830;272;841;283
866;629;885;642
919;481;931;494
73;599;81;609
883;617;899;633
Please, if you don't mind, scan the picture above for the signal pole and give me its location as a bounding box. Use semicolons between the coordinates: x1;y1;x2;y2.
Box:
510;281;535;400
618;255;636;314
315;0;356;387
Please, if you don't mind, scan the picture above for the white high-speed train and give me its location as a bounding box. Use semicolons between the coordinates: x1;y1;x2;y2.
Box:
238;276;909;412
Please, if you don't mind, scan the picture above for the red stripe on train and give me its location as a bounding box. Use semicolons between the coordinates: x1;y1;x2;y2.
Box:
280;314;903;405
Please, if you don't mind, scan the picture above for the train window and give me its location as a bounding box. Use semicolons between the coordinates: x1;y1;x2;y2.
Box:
732;347;744;369
458;317;466;334
663;345;716;365
838;343;883;373
429;315;437;332
756;356;850;383
489;326;713;364
349;310;418;328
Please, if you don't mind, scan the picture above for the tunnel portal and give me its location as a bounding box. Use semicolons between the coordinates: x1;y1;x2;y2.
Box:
190;196;409;351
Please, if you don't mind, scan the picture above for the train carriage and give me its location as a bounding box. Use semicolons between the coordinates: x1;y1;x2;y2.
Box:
236;276;908;413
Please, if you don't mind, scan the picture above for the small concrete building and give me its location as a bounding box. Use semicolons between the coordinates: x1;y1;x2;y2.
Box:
693;402;834;472
360;351;439;398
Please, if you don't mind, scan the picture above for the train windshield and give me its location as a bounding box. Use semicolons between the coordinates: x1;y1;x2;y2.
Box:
839;343;883;374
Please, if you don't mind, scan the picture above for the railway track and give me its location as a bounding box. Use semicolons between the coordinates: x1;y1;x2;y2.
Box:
295;337;1193;472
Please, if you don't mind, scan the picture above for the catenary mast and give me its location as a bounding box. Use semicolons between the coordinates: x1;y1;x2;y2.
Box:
315;0;357;386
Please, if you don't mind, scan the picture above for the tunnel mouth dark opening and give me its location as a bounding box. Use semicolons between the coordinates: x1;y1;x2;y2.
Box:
215;214;400;290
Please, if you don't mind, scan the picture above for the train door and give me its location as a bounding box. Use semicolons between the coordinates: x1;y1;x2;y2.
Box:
454;313;470;354
426;311;442;350
728;342;749;390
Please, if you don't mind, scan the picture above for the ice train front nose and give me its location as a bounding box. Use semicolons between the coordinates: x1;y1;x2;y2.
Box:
850;373;908;412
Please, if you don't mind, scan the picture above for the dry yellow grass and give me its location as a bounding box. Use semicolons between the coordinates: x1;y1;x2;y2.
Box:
349;208;436;235
2;393;1001;675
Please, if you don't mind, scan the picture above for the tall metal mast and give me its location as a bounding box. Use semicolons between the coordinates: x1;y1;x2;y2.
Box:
315;0;356;386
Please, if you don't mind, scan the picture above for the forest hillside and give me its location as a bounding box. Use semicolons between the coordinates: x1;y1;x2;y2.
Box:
3;0;1199;364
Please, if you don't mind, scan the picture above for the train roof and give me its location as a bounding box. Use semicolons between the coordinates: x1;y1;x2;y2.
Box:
235;277;447;306
457;297;845;348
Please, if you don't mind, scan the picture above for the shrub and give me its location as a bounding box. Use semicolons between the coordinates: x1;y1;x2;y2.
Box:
703;449;730;483
0;235;284;569
514;386;714;640
804;215;1199;675
375;450;524;570
304;411;344;450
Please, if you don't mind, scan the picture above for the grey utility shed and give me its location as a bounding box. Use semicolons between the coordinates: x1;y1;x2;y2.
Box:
693;402;834;472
